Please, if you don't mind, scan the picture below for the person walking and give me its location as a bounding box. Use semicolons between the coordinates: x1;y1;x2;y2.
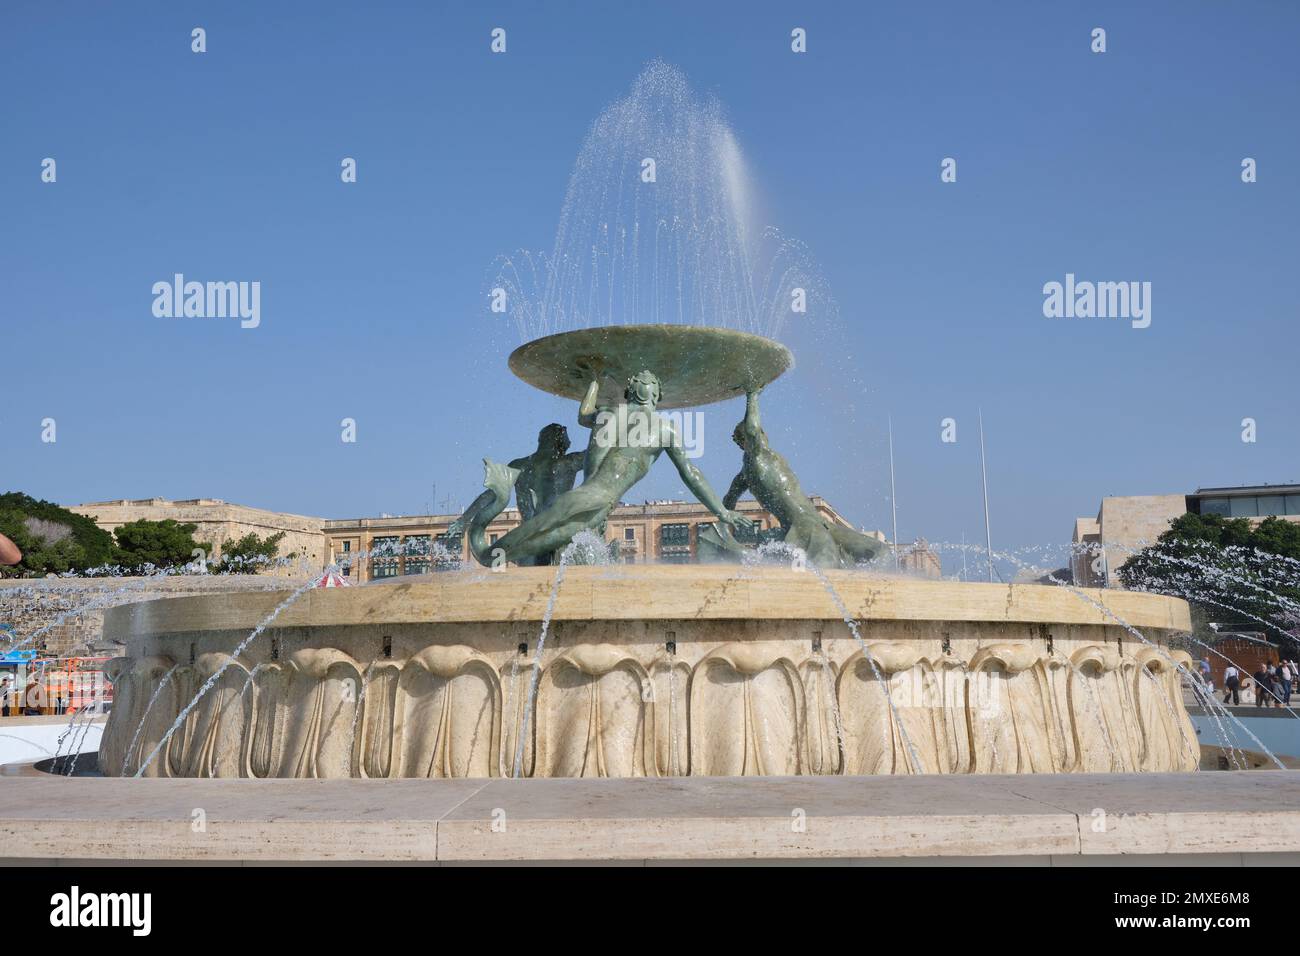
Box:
22;676;43;716
1223;664;1241;706
1280;660;1294;707
1253;666;1274;708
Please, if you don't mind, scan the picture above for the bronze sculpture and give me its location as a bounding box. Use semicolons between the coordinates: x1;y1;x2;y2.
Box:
465;370;753;567
720;389;885;569
447;423;585;566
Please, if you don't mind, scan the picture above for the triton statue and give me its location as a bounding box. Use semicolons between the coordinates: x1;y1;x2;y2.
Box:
465;370;754;568
447;423;585;566
714;388;885;569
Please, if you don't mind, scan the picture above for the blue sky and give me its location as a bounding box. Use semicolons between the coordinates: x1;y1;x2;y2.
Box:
2;1;1297;570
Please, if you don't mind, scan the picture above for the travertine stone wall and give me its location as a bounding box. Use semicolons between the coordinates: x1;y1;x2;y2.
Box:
96;567;1198;779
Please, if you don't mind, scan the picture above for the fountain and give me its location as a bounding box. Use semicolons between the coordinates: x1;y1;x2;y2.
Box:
94;320;1200;778
91;63;1202;780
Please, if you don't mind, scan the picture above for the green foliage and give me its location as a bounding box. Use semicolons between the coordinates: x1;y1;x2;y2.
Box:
1120;512;1300;648
112;519;212;573
212;531;290;574
0;492;115;576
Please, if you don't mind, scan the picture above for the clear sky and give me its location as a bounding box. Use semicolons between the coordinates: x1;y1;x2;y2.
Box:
2;1;1297;572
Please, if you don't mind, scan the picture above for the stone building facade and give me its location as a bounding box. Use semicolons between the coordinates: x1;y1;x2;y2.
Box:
323;495;893;582
68;498;326;572
1071;484;1300;587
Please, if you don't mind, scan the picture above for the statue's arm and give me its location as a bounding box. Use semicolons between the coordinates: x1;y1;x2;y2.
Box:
666;437;754;532
563;450;586;478
577;379;602;428
722;472;748;511
743;390;770;452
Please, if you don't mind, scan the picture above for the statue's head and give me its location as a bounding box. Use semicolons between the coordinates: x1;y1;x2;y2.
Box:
537;423;570;456
624;370;661;407
731;423;747;449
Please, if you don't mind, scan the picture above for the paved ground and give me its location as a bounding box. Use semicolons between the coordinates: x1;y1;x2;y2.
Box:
1183;684;1299;711
0;771;1297;864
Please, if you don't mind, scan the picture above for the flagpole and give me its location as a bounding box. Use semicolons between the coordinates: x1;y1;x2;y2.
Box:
889;415;900;571
979;409;994;582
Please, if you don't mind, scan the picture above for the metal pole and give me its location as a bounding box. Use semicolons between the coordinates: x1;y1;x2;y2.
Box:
979;409;994;582
889;416;900;571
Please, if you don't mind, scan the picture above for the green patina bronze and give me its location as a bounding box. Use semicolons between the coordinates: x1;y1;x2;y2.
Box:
718;388;886;569
458;325;879;570
448;423;585;566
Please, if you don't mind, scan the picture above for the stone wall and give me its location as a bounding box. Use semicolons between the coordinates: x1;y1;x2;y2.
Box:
68;498;326;571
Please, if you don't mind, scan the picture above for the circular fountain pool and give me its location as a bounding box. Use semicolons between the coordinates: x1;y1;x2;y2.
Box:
95;565;1198;778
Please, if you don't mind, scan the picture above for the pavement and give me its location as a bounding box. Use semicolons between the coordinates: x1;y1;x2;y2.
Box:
0;771;1298;865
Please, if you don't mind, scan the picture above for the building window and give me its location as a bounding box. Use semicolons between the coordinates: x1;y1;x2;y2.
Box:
342;541;351;552
1257;495;1286;518
624;528;635;540
1230;496;1259;518
407;535;431;550
1199;494;1300;519
660;524;690;547
659;523;691;563
371;537;400;578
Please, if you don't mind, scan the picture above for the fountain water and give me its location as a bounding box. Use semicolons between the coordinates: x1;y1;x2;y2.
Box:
492;60;834;342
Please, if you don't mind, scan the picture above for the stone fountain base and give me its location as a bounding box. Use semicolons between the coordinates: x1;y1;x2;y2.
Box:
96;565;1198;779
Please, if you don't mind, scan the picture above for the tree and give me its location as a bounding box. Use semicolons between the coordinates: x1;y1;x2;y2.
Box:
112;519;211;573
1120;513;1300;652
0;492;115;576
212;531;290;574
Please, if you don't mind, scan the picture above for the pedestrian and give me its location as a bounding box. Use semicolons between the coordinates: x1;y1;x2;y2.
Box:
1280;660;1294;707
22;676;42;716
1223;664;1241;705
1253;666;1274;708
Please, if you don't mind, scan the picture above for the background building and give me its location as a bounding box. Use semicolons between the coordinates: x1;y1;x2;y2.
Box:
324;495;889;582
68;498;326;570
61;495;940;584
1071;484;1300;587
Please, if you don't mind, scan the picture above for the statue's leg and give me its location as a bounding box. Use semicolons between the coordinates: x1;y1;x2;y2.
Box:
783;516;844;569
448;489;495;538
467;459;522;566
493;493;611;565
696;524;747;562
829;523;886;564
